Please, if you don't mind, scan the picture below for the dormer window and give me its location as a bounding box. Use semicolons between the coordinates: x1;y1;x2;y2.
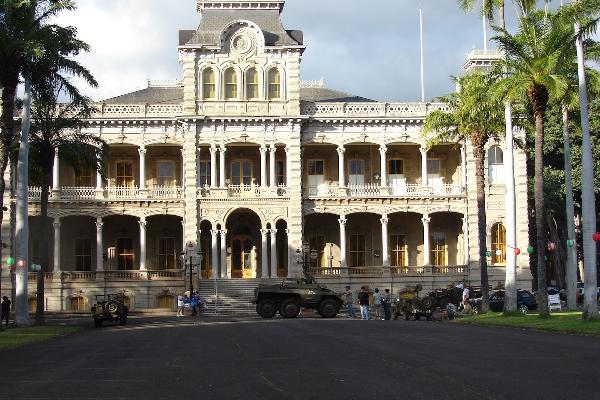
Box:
224;68;238;100
246;68;259;99
268;68;281;100
202;68;216;99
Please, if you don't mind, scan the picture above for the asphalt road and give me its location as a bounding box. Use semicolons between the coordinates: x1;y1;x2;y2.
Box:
1;315;598;400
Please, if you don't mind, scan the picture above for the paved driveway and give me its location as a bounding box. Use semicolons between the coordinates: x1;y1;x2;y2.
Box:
1;316;598;399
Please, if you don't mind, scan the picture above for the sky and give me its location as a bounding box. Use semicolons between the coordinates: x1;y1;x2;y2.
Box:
53;0;534;103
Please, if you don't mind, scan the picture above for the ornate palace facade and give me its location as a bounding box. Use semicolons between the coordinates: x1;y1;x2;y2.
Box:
1;0;531;312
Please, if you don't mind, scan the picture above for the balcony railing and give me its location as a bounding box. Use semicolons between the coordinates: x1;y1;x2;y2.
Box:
307;265;467;277
28;185;183;201
199;184;289;199
27;270;186;282
300;102;451;118
304;183;465;198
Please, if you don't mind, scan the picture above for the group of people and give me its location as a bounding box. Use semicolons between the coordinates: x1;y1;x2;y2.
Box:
176;291;205;317
343;286;392;320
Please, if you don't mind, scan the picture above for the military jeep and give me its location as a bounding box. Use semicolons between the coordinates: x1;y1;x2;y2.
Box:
252;279;343;319
91;294;128;327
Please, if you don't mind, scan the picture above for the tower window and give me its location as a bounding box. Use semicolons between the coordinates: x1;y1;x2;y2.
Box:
224;68;237;100
202;68;216;99
246;68;259;99
267;68;281;100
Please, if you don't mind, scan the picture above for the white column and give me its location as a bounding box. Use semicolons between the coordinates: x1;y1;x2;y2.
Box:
209;146;217;188
420;146;428;187
269;145;276;188
260;229;269;278
460;142;467;187
422;214;431;265
211;229;219;279
260;146;267;188
53;217;61;273
285;229;292;278
381;215;389;267
139;217;147;270
220;229;228;278
462;216;469;265
138;147;146;190
284;146;291;187
219;145;226;188
270;228;278;278
96;217;104;272
96;170;103;190
339;217;347;268
52;149;59;191
337;145;345;187
379;145;387;187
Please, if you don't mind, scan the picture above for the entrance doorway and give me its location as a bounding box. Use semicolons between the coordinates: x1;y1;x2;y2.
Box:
231;235;253;278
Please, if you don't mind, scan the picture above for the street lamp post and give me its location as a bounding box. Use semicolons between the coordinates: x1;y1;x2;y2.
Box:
31;264;44;326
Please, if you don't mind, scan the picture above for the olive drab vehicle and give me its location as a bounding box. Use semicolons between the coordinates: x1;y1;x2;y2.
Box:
251;264;343;318
91;294;128;327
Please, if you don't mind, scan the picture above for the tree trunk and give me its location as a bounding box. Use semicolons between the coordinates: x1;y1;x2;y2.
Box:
474;143;490;312
533;109;549;317
562;105;578;310
575;19;598;321
546;214;566;288
15;80;32;326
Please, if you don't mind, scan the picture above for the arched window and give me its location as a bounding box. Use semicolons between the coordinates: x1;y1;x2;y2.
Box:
202;68;216;99
246;68;259;99
224;68;237;100
267;68;281;100
488;146;504;183
491;223;506;265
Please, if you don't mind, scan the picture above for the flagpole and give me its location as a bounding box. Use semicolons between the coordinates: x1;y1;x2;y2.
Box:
419;6;425;102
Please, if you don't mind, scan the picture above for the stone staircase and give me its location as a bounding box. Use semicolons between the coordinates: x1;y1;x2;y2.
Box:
197;279;269;317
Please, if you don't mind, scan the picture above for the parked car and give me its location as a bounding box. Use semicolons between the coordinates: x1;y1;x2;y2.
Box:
474;290;537;314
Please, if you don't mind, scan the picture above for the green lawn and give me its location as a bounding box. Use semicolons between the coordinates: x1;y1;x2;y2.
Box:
454;312;600;336
0;326;82;351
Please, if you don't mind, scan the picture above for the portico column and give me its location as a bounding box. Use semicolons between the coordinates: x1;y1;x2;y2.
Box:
460;142;467;188
269;145;276;188
220;229;228;278
53;217;61;273
211;229;219;279
422;214;431;265
337;145;345;187
96;217;104;272
52;149;59;191
339;217;347;268
260;146;267;188
139;217;147;270
381;216;389;268
420;146;428;187
138;146;146;190
219;145;226;188
284;146;291;187
285;229;292;278
462;216;469;265
379;145;387;187
260;229;269;278
270;228;278;278
209;146;217;188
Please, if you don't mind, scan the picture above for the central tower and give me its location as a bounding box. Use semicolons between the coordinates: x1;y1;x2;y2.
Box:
178;0;305;116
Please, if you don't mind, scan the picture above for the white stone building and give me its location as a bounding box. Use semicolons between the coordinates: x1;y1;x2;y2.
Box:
1;0;531;312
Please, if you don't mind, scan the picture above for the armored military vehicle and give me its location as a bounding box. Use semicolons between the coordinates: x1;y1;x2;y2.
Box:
91;294;128;327
252;266;343;319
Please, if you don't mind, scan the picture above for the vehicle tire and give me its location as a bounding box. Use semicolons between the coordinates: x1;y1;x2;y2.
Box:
438;297;450;309
421;296;436;309
94;318;102;328
518;304;529;315
318;299;340;318
105;301;120;314
280;298;301;318
257;299;277;318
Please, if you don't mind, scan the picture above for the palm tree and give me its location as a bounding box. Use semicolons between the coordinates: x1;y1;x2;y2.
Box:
0;0;96;248
423;72;505;313
493;10;576;317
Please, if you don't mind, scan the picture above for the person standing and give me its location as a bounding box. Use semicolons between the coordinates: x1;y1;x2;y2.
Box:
382;289;392;320
373;288;383;320
176;294;185;317
344;286;355;319
358;286;370;320
191;291;199;316
1;296;11;326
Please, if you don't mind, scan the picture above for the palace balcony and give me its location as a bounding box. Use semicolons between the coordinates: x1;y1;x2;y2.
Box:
307;265;467;278
28;185;183;201
304;183;465;199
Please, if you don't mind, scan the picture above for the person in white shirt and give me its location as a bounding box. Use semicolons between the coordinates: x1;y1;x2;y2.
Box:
177;294;185;317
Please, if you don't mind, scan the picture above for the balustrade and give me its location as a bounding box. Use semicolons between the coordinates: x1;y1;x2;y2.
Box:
304;183;464;198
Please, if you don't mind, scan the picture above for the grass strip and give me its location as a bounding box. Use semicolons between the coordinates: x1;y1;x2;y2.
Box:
454;311;600;336
0;326;82;351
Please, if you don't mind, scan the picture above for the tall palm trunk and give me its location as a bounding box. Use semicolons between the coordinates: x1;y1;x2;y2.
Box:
562;104;578;310
474;142;490;312
530;84;550;317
